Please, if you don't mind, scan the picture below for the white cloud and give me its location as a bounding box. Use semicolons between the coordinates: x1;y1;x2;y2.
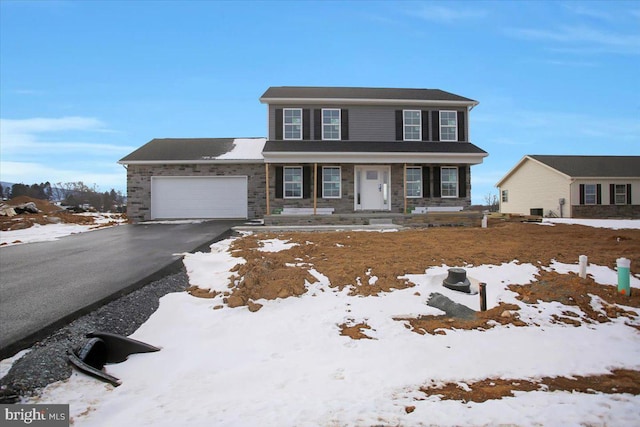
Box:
408;5;487;24
1;116;106;133
563;3;614;22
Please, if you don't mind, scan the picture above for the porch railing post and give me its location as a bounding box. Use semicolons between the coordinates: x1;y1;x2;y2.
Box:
313;163;318;215
265;163;270;216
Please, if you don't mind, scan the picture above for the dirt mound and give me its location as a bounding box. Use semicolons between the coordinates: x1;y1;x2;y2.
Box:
6;196;62;214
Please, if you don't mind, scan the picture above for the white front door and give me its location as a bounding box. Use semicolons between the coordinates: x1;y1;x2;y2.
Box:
355;166;390;211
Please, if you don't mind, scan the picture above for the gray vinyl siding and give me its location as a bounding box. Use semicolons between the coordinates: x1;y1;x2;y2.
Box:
268;104;468;142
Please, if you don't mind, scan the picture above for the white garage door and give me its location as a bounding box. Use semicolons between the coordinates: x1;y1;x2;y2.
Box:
151;176;248;219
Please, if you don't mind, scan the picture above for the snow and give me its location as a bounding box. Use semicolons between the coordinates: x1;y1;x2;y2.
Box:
5;219;640;426
543;218;640;229
216;138;266;160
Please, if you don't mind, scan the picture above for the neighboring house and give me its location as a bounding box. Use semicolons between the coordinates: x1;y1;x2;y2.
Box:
119;86;488;222
496;155;640;218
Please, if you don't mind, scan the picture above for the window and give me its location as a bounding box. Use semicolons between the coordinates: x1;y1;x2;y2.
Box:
615;184;627;205
283;109;302;140
441;167;458;198
440;111;457;141
322;109;340;140
284;167;302;198
584;184;597;205
501;189;508;203
403;110;421;141
406;167;422;198
322;167;341;198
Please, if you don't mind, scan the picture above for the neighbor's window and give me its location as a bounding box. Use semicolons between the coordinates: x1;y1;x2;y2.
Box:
441;167;458;198
440;111;457;141
403;110;421;141
615;184;627;205
584;184;597;205
322;166;341;198
283;108;302;140
284;166;303;198
322;109;340;140
406;167;422;198
501;189;508;203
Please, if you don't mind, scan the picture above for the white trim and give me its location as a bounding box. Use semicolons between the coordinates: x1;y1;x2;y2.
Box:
119;159;264;165
403;110;421;141
441;166;459;198
283;108;303;140
321;108;341;140
263;151;487;165
405;166;422;198
283;166;303;199
261;97;478;108
322;166;341;199
439;110;457;142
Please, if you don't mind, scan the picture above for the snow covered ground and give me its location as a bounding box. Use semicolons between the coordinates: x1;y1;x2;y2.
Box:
3;218;639;426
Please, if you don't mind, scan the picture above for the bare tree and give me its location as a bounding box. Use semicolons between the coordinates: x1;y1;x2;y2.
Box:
483;192;499;212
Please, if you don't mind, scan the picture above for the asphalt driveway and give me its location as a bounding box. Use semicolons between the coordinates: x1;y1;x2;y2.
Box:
0;220;241;359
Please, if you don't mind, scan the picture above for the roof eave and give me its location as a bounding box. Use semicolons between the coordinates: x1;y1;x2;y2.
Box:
259;97;478;108
118;159;264;165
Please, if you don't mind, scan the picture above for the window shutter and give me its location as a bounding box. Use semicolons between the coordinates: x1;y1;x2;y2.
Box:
610;184;615;205
432;111;440;142
457;111;466;141
316;167;323;198
579;184;585;205
303;109;311;140
421;111;429;141
275;166;283;199
275;109;283;140
341;109;349;140
458;166;467;198
314;109;322;140
596;184;602;205
303;166;312;199
422;166;431;197
395;110;403;141
433;166;441;197
627;184;632;204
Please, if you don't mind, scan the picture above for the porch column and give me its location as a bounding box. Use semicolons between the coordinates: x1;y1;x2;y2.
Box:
403;163;408;214
265;164;270;216
313;163;318;215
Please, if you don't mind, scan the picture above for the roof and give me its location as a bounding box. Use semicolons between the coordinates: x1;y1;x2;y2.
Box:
263;140;487;155
118;138;266;164
496;155;640;187
260;86;478;106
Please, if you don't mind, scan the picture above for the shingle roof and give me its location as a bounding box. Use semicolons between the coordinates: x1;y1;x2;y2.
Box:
530;155;640;177
118;138;266;163
263;140;487;154
260;86;477;104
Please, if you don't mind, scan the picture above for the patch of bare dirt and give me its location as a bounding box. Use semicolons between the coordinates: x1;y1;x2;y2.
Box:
339;321;375;340
419;369;640;403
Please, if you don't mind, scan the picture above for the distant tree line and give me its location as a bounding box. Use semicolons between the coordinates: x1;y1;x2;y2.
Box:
0;181;125;213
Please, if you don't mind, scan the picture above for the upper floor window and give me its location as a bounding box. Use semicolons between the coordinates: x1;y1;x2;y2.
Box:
614;184;627;205
284;166;303;198
403;110;421;141
441;167;458;198
584;184;597;205
322;166;341;198
322;109;340;140
440;111;457;141
406;167;422;198
284;108;302;140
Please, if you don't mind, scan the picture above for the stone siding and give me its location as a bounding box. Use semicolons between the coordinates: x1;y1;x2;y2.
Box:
572;204;640;219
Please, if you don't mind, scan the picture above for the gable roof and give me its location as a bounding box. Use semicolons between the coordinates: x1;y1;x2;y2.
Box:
260;86;478;107
118;138;266;164
496;155;640;187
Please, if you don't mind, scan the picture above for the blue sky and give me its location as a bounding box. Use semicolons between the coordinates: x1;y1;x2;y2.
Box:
1;0;638;203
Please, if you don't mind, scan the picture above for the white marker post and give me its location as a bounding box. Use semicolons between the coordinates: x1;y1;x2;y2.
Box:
578;255;588;279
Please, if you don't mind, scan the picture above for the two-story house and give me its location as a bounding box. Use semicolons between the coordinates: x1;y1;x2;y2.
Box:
119;86;487;222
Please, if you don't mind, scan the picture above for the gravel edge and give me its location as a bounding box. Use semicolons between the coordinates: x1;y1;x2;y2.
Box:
0;269;190;400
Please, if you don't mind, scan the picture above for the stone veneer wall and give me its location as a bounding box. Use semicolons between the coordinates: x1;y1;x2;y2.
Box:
572;204;640;219
126;163;266;222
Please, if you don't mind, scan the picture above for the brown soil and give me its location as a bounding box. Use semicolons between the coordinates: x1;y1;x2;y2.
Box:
339;321;375;340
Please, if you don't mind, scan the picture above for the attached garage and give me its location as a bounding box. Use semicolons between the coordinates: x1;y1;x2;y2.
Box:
151;176;248;219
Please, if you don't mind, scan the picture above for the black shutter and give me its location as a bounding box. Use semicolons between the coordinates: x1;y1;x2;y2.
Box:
610;184;616;205
457;111;466;141
432;111;440;142
458;166;467;198
395;110;403;141
422;166;431;197
275;166;283;199
433;166;441;197
314;109;322;140
275;109;283;140
596;184;602;205
303;109;310;140
303;166;312;199
421;111;429;141
579;184;585;205
316;167;323;198
341;109;349;140
627;184;632;204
